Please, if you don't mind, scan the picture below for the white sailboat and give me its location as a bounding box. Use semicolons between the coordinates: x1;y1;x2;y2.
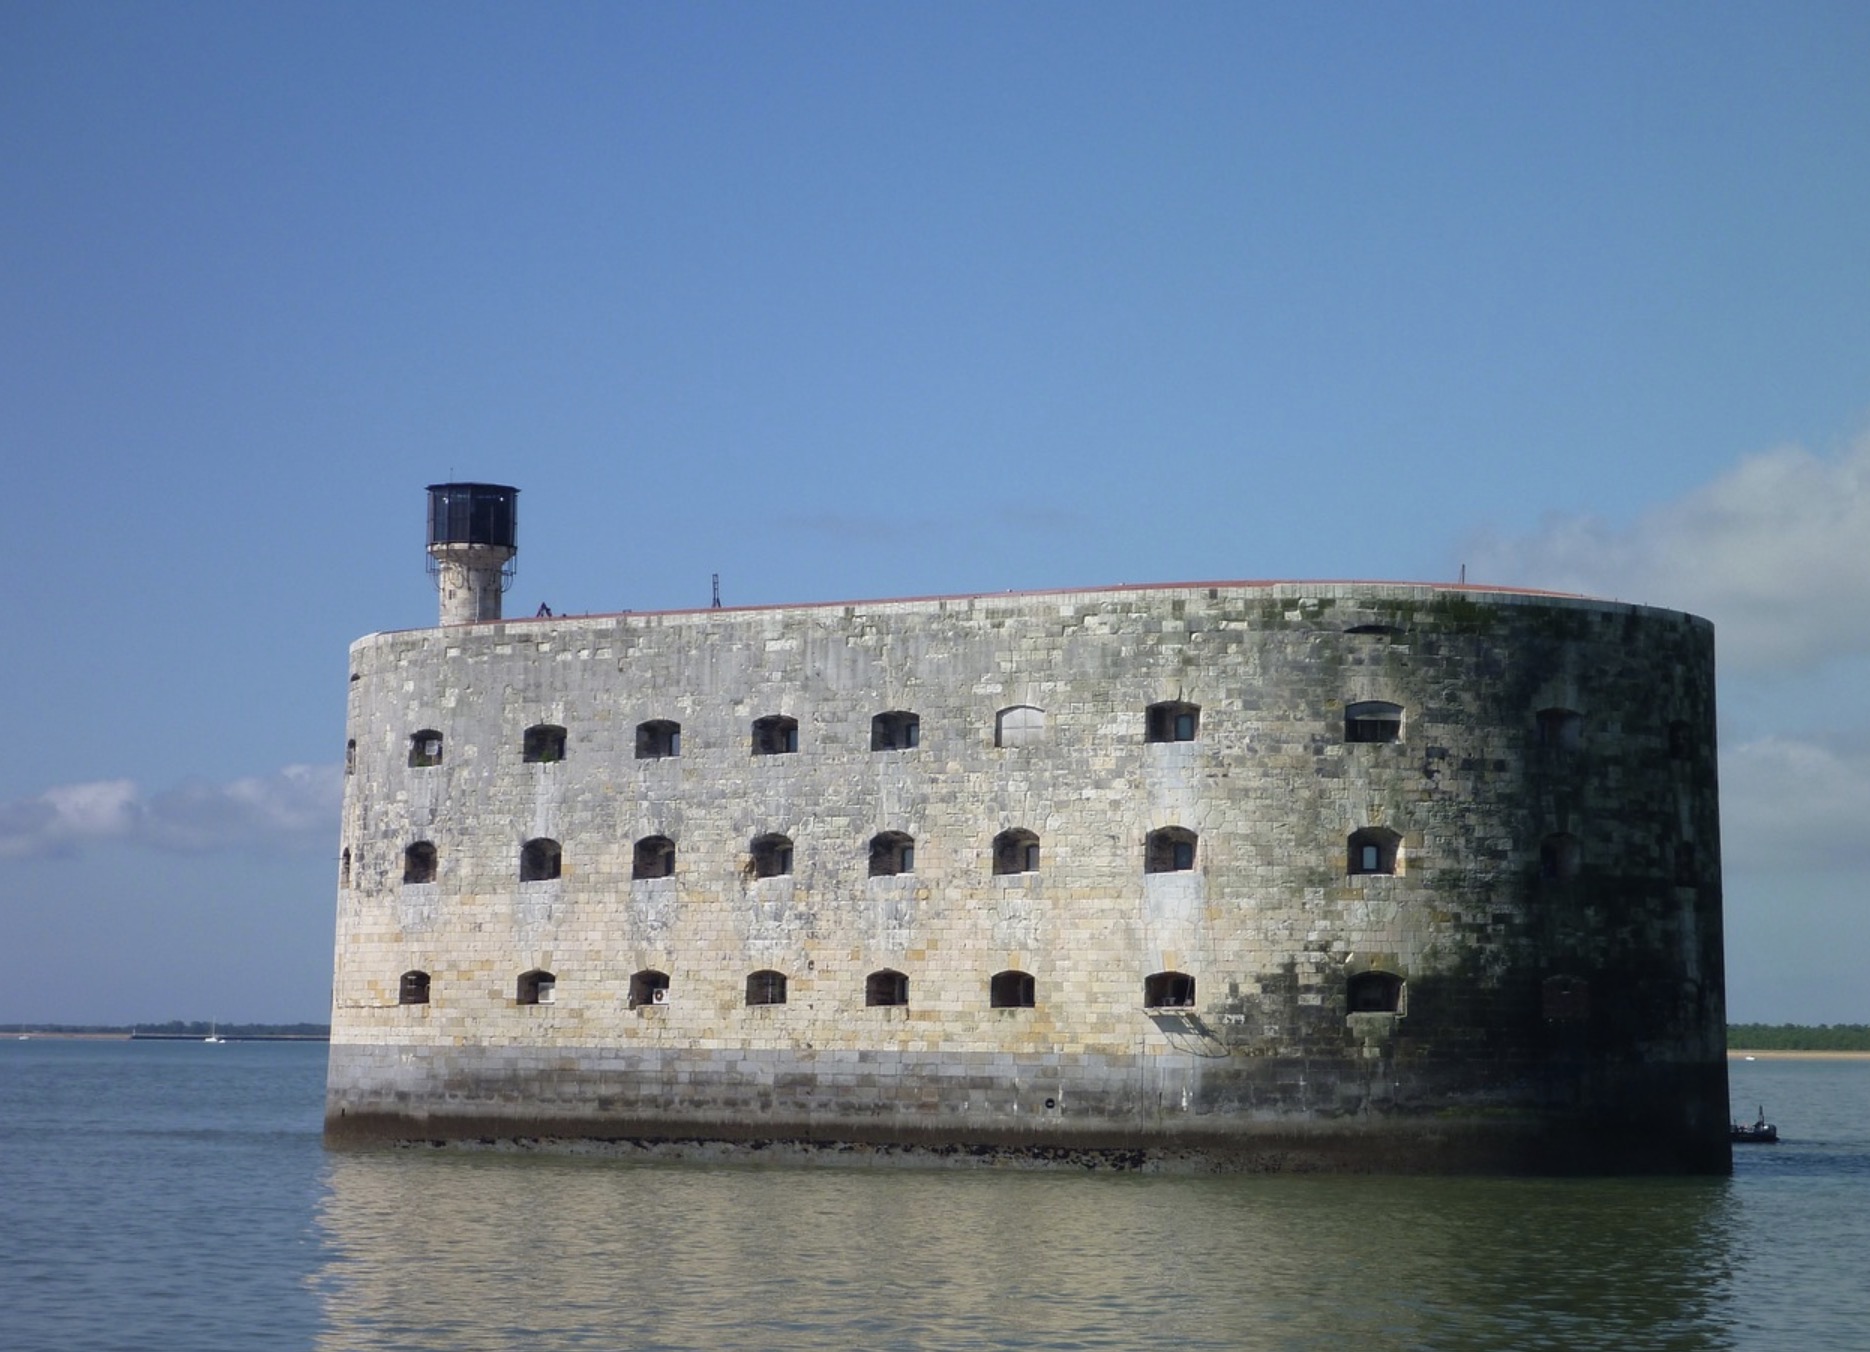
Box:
203;1022;225;1044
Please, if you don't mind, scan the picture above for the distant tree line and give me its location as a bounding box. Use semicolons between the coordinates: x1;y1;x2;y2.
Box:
1728;1024;1870;1051
7;1021;330;1037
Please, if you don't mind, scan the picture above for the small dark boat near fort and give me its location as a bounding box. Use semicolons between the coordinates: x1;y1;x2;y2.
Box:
1731;1107;1779;1144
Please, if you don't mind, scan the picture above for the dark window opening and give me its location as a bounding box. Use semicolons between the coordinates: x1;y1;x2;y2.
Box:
871;711;921;751
516;969;555;1005
1144;971;1195;1009
523;724;567;763
751;833;794;878
1347;970;1404;1014
1668;719;1692;760
995;705;1045;748
1145;827;1197;873
1537;708;1583;751
866;968;909;1007
520;838;562;882
990;970;1035;1008
746;969;787;1006
339;847;351;888
633;835;675;880
1348;827;1400;876
1542;974;1590;1022
1345;623;1405;637
752;715;799;755
869;831;916;877
635;719;681;759
1345;700;1404;744
399;970;430;1005
403;841;437;885
629;969;670;1007
345;739;356;775
1540;833;1581;881
409;730;443;768
993;828;1040;876
1146;701;1200;743
1675;841;1698;885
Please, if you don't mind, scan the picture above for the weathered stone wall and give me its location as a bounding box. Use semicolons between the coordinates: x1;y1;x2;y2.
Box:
326;582;1728;1172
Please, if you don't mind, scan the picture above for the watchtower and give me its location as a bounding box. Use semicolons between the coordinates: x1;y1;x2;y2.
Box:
426;483;518;625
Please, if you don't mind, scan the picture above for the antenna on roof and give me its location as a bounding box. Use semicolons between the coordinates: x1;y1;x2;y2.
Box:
712;573;722;609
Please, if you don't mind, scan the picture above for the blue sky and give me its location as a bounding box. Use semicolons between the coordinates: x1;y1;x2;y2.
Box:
3;2;1866;1024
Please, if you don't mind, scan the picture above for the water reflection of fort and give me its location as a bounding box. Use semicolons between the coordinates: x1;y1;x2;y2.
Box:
313;1152;1739;1350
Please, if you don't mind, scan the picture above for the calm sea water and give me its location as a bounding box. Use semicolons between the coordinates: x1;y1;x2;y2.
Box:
2;1041;1866;1351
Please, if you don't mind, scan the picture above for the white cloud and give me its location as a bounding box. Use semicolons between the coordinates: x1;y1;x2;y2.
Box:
1719;735;1870;874
1468;432;1870;673
0;764;342;860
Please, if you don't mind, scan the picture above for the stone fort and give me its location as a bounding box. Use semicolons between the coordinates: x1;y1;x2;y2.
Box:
325;483;1730;1172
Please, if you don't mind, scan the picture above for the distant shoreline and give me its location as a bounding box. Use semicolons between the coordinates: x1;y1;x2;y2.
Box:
1729;1050;1870;1061
8;1031;329;1043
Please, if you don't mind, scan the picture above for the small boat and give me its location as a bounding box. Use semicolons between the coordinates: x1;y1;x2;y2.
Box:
203;1022;225;1045
1731;1105;1778;1144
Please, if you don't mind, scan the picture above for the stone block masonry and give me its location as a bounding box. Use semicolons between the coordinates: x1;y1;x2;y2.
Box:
326;580;1729;1173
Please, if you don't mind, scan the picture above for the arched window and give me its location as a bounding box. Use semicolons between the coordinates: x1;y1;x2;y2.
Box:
1668;719;1692;760
995;705;1045;748
409;730;443;767
516;969;555;1005
1675;841;1698;885
750;833;794;878
746;970;787;1006
1144;827;1197;873
633;835;675;880
522;723;567;763
1345;701;1403;744
1145;701;1200;743
752;715;799;755
345;739;356;774
635;719;681;759
1144;971;1195;1009
1540;833;1580;881
629;969;670;1007
402;841;437;885
1542;974;1590;1022
1347;827;1401;876
990;970;1035;1008
1347;970;1404;1014
866;969;908;1007
1537;707;1583;751
868;831;915;877
871;711;921;751
398;970;430;1005
993;828;1040;876
339;847;351;888
520;838;562;882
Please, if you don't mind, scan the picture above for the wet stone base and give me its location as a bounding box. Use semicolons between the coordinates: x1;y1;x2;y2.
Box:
394;1135;1175;1172
323;1038;1732;1175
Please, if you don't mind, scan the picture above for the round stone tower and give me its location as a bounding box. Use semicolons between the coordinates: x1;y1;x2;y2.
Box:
425;483;518;625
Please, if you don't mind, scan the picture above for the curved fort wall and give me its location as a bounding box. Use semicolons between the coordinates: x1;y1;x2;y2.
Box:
326;581;1728;1172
